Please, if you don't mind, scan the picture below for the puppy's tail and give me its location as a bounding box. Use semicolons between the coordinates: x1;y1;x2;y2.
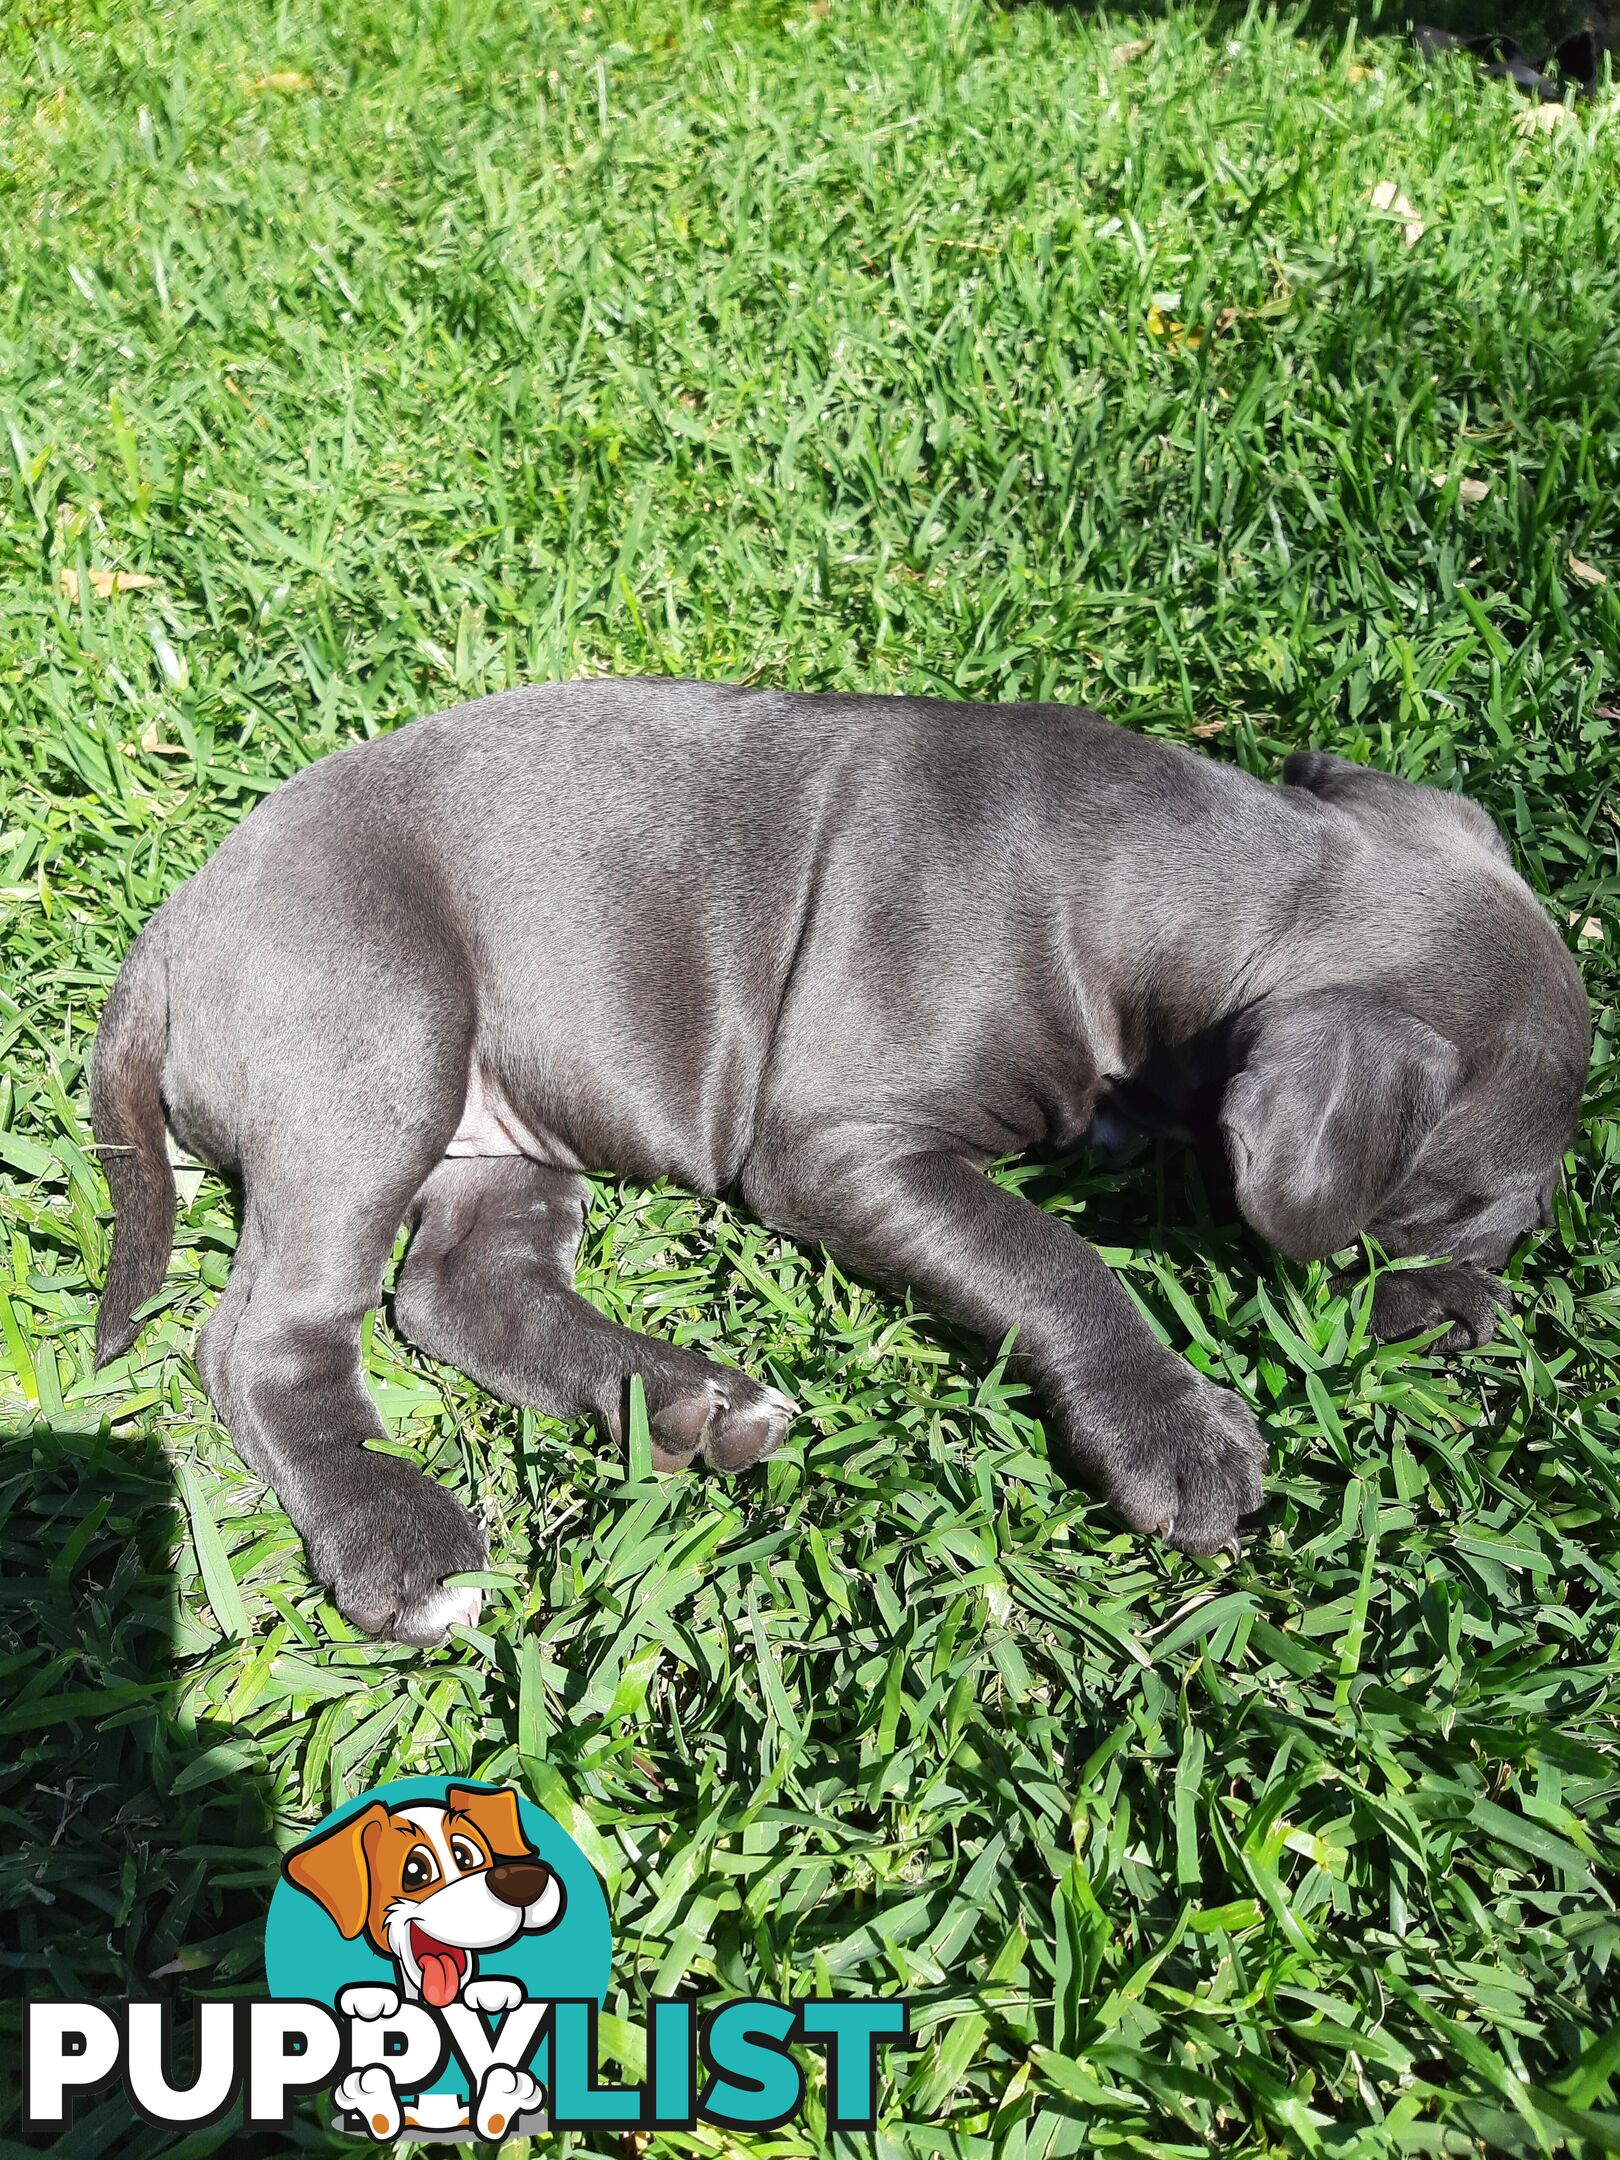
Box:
91;920;176;1367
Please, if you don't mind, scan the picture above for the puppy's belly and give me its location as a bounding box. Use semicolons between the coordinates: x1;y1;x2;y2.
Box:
444;1061;579;1169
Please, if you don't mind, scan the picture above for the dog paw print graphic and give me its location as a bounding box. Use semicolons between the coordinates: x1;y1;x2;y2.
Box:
267;1775;612;2140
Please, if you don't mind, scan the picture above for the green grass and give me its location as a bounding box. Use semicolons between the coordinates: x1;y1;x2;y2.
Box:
2;0;1620;2152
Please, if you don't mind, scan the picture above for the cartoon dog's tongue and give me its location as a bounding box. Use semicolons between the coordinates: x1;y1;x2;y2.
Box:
409;1923;467;2007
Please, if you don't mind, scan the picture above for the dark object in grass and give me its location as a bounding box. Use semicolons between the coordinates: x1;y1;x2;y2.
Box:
1411;20;1606;98
90;683;1590;1642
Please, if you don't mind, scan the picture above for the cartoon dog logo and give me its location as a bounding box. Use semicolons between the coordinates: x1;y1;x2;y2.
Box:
284;1783;566;2138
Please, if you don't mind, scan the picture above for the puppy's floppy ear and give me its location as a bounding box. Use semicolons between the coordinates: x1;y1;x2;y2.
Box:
1284;748;1510;862
1222;989;1460;1261
283;1802;390;1939
1282;749;1404;807
447;1784;534;1863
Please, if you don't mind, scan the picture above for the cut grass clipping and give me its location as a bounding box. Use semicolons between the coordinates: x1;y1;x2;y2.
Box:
2;0;1619;2154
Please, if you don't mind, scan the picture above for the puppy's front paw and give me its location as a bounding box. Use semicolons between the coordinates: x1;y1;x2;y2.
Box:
1369;1265;1511;1352
477;2064;544;2138
463;1976;525;2015
303;1451;487;1646
1086;1373;1267;1555
338;1984;401;2021
336;2065;402;2141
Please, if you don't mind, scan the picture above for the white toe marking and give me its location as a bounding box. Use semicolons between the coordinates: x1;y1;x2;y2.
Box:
408;1583;483;1638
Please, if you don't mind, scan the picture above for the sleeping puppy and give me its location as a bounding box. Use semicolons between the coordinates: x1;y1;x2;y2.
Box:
90;682;1589;1642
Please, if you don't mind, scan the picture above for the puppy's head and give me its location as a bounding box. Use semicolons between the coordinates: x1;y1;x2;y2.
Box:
1221;753;1589;1271
284;1785;565;2006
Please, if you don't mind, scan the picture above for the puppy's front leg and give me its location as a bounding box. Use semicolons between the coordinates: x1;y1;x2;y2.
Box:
747;1139;1264;1552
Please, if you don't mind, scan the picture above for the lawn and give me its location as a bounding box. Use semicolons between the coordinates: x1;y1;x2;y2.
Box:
2;0;1619;2151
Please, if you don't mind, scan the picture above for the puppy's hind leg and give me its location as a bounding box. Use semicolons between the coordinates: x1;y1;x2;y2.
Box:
394;1156;795;1472
189;991;486;1646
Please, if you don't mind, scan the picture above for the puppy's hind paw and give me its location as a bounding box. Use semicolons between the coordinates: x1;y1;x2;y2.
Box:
304;1451;488;1647
648;1372;796;1474
705;1378;797;1471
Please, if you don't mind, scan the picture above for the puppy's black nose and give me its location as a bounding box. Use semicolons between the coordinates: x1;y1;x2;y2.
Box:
486;1860;550;1908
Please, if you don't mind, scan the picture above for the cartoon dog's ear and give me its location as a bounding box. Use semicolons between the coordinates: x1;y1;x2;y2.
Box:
283;1802;390;1939
447;1784;534;1863
1222;989;1460;1261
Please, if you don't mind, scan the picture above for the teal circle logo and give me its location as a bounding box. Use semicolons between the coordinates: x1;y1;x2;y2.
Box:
266;1776;610;2139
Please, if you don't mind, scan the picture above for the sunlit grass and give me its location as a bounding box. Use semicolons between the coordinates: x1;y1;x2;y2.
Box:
2;0;1618;2151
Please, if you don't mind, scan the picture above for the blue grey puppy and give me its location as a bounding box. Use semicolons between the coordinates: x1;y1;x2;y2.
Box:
92;681;1589;1643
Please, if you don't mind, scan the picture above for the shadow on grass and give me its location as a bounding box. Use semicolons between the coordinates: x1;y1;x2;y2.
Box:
0;1421;335;2156
1018;0;1614;98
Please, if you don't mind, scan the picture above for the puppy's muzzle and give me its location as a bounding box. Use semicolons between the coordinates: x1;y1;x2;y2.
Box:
486;1861;550;1908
